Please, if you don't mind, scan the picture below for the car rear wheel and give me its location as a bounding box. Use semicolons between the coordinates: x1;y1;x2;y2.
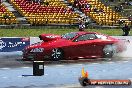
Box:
51;48;64;61
103;44;116;58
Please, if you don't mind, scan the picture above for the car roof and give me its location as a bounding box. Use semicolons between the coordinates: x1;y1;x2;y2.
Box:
75;31;97;35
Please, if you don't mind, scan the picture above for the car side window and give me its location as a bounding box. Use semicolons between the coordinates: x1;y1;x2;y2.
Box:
74;34;97;42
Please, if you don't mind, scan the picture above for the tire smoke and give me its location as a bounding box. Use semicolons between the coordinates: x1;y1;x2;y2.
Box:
115;41;132;59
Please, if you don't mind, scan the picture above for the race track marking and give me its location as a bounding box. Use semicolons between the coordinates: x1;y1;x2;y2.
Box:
95;87;104;88
21;67;30;69
116;61;123;63
2;76;8;79
45;74;48;76
1;68;10;70
122;61;129;63
57;84;81;88
56;65;64;67
17;76;22;78
102;69;106;72
107;61;114;64
76;64;83;66
92;63;99;64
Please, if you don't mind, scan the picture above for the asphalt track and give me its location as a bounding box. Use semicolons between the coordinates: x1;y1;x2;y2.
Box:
0;54;132;88
0;42;132;88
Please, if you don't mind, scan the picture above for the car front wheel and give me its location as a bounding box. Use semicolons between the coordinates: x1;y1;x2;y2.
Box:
103;44;116;58
51;48;64;61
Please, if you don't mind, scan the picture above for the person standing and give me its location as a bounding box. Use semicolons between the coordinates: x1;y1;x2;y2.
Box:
79;20;85;31
122;24;130;36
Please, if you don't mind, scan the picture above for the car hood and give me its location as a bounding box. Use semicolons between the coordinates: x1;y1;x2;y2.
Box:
26;39;70;50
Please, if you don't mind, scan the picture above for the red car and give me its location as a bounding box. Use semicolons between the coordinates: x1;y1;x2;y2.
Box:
22;32;126;61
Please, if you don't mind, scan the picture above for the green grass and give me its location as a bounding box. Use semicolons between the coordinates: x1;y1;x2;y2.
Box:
0;28;130;37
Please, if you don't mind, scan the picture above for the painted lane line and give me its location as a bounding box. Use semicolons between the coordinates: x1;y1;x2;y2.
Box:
92;63;99;64
116;61;123;63
76;64;83;66
17;76;22;78
2;77;8;79
56;65;64;67
116;60;129;63
107;62;114;64
102;69;106;72
45;74;48;76
21;67;30;69
1;68;10;70
122;61;129;63
95;87;104;88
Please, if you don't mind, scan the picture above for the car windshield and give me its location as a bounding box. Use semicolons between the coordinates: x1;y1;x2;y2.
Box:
61;32;78;40
96;34;107;39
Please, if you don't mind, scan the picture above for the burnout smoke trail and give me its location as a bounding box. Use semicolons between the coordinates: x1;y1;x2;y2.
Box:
115;41;132;60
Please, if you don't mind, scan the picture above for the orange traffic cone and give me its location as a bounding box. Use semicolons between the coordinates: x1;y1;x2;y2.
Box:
85;71;88;78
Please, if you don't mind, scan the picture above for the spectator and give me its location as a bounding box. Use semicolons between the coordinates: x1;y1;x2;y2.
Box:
79;20;85;31
3;13;10;24
71;7;74;11
73;0;78;8
119;5;123;12
129;2;132;6
122;24;130;36
128;15;132;21
114;6;119;12
93;7;98;12
85;4;91;9
115;5;123;12
78;1;82;11
118;20;125;25
99;8;104;13
45;2;49;6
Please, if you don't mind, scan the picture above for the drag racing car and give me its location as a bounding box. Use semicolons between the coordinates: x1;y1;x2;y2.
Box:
22;32;126;61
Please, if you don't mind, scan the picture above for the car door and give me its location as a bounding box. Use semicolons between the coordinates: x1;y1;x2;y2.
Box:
71;34;97;57
91;34;108;56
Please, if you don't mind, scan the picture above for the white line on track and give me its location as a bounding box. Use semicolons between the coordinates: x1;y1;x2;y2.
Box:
21;67;30;69
92;63;99;65
95;87;104;88
2;77;8;79
76;64;83;66
1;68;10;70
102;69;106;72
45;74;48;76
122;61;129;63
56;65;64;67
17;76;22;78
107;61;114;64
116;61;123;63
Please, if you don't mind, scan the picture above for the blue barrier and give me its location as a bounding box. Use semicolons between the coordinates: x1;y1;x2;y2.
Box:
0;38;30;52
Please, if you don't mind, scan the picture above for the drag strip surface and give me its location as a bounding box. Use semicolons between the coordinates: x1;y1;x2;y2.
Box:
0;56;132;88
